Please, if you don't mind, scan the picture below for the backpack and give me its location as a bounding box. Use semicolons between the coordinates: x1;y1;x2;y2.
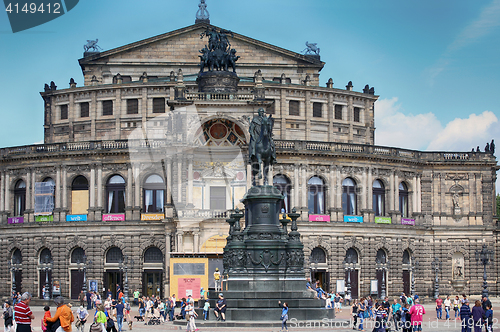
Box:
126;303;131;311
107;318;115;329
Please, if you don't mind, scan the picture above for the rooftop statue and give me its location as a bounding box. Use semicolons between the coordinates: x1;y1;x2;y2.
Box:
248;108;277;186
303;41;320;55
84;39;102;53
199;27;239;72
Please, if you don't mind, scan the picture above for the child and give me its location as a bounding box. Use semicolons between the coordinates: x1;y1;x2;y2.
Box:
42;305;51;332
203;300;210;320
485;305;493;332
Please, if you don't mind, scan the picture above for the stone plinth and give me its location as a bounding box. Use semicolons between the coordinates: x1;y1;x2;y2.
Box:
197;71;240;93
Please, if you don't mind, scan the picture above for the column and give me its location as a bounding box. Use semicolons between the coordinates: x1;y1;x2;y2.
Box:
394;172;399;211
31;171;35;216
25;169;31;211
280;89;287;140
336;167;343;221
367;168;373;210
126;166;133;220
328;93;334;141
412;176;417;214
361;168;367;210
133;165;140;220
141;87;147;124
293;165;299;208
0;172;4;221
90;91;96;140
115;89;121;139
305;91;311;141
69;92;74;141
187;156;193;207
96;165;103;220
194;231;200;253
329;166;335;213
164;231;171;295
166;158;172;205
301;166;307;220
55;166;61;221
177;155;183;204
61;166;67;220
476;174;482;213
469;173;475;214
389;171;395;211
417;176;422;213
4;172;9;215
347;96;354;143
176;232;183;252
89;166;95;220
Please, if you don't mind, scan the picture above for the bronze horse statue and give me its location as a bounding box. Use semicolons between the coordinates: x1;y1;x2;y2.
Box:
249;109;276;186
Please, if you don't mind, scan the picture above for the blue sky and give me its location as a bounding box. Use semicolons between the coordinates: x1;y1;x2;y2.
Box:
0;1;498;168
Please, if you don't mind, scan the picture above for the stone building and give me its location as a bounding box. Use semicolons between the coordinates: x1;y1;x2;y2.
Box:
0;6;498;301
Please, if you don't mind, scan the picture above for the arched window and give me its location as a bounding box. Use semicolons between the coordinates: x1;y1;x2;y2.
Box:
72;176;88;190
310;247;326;263
39;248;53;263
345;248;358;264
143;174;164;213
402;249;411;265
342;178;357;215
106;175;126;213
375;249;387;264
273;175;291;213
372;180;385;216
144;247;163;263
308;176;325;214
106;247;123;263
399;182;409;218
12;249;22;264
71;176;89;215
14;180;26;216
71;247;85;263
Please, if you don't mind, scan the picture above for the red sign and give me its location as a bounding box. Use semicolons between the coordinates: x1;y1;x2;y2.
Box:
178;278;201;299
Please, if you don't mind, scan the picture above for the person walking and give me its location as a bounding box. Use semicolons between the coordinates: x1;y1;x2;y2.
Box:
358;298;366;331
471;300;484;332
436;296;443;320
409;299;425;332
46;296;75;332
444;296;451;320
391;298;402;330
13;292;35;332
94;305;107;331
278;301;288;332
454;296;461;320
351;299;358;330
133;290;140;307
185;299;198;332
114;299;124;332
3;301;13;332
460;299;472;332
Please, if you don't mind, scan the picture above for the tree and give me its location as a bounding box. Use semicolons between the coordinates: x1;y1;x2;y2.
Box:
497;194;500;218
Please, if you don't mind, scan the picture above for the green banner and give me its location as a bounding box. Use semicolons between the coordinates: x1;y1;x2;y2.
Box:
35;215;53;222
375;217;391;224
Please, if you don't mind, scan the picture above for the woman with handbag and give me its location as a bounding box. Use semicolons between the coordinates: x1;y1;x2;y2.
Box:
278;301;289;332
185;299;198;332
91;305;107;332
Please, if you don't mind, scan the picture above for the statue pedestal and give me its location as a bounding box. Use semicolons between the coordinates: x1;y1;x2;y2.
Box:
219;185;334;321
197;71;239;93
451;278;466;293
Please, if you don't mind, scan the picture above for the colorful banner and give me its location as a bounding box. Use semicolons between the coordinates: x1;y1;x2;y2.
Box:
141;213;164;221
309;214;330;222
66;214;87;222
401;218;415;225
375;217;392;224
344;215;363;223
35;215;53;222
102;214;125;221
8;217;24;224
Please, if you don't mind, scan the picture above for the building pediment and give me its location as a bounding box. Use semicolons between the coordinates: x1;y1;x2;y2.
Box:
79;23;324;86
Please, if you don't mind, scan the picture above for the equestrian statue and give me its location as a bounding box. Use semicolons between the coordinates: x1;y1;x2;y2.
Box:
248;108;277;186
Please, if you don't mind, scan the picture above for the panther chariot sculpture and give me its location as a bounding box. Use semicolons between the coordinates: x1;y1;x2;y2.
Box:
84;39;102;53
199;27;240;72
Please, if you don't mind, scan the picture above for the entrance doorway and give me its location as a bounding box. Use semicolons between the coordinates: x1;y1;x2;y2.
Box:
403;270;411;295
142;271;162;298
103;270;122;299
71;270;84;299
345;269;359;299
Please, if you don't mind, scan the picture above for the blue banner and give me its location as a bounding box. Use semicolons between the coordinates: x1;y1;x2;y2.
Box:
344;215;363;223
66;214;87;221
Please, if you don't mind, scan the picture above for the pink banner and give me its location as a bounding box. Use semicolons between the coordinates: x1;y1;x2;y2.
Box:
401;218;415;225
102;214;125;221
178;278;200;299
309;214;330;222
8;217;24;224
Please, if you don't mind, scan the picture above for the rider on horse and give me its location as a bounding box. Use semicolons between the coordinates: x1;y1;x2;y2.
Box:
248;108;277;185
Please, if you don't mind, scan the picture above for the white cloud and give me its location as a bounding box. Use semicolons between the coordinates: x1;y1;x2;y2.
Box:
374;98;442;150
427;111;499;151
448;0;500;52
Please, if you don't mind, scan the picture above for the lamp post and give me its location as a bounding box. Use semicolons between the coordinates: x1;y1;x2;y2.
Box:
475;244;494;298
40;254;53;300
118;255;131;301
376;261;389;299
76;255;92;293
431;257;442;299
344;258;354;299
8;255;21;297
410;259;419;296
